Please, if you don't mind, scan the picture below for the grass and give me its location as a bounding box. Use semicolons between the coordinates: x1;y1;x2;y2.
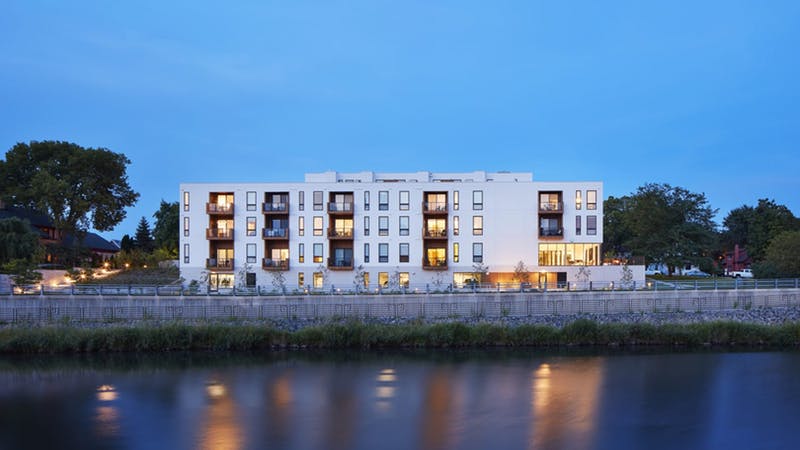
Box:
90;267;180;285
1;319;800;353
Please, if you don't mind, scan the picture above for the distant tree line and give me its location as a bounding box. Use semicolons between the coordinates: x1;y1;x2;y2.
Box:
604;183;800;277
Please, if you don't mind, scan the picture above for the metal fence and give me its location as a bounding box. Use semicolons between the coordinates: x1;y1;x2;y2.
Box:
3;278;799;297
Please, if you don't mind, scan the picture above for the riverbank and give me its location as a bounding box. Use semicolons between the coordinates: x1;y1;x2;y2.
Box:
2;316;800;353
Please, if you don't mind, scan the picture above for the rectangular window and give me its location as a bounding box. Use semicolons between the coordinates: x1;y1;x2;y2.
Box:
246;243;257;264
313;243;323;263
363;272;370;288
364;243;370;263
246;191;256;211
378;216;389;236
587;215;597;235
183;191;190;212
313;216;323;236
453;243;459;263
298;216;305;236
576;216;582;235
247;217;256;236
298;243;305;263
183;217;190;237
298;272;304;288
399;216;409;236
575;190;582;210
313;272;323;288
399;191;410;210
587;190;597;210
453;216;459;236
378;191;389;210
299;191;305;211
473;243;483;263
364;191;370;211
453;191;459;210
399;272;409;288
472;190;483;210
472;216;483;235
183;243;189;264
378;272;389;287
378;243;389;263
313;191;323;211
364;216;370;236
399;243;409;263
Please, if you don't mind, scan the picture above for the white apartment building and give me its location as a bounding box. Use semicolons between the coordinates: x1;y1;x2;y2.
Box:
179;171;641;291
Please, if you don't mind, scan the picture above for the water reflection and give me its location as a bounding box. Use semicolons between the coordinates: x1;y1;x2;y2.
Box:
530;359;603;449
94;384;120;439
374;368;397;413
420;368;456;450
199;379;243;450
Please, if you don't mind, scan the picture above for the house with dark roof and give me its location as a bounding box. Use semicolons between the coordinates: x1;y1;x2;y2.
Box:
0;202;119;263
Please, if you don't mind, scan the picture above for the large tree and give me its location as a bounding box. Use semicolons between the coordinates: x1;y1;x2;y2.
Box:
134;216;154;252
0;141;139;238
604;183;717;274
152;200;179;256
753;230;800;278
721;199;800;261
0;217;42;265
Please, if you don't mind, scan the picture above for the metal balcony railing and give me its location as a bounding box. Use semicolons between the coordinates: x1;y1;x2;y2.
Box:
327;202;354;213
262;258;289;270
539;201;563;213
206;228;234;239
206;203;234;214
423;201;448;213
262;228;289;239
539;227;563;237
206;258;234;270
262;202;288;212
327;227;354;238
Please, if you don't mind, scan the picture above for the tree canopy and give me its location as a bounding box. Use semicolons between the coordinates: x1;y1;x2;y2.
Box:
603;183;717;273
721;199;800;260
134;217;154;252
753;230;800;278
0;141;139;236
0;217;42;265
152;200;179;256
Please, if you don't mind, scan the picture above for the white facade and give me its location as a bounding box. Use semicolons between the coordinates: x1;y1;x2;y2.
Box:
179;170;639;291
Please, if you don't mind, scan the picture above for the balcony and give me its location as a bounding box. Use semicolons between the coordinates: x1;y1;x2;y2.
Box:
423;201;448;214
422;257;448;270
328;227;354;239
262;228;289;240
262;202;288;214
539;201;563;213
327;202;354;214
539;227;564;239
206;228;234;240
206;203;234;215
423;228;448;239
206;258;234;271
327;257;353;270
262;258;289;271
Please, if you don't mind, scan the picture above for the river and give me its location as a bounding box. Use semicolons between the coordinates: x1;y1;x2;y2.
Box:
1;350;799;449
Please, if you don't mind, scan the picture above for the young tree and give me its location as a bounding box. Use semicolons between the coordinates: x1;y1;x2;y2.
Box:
152;200;179;257
512;260;530;284
0;217;42;265
134;217;154;252
2;259;43;286
0;141;139;238
754;230;800;278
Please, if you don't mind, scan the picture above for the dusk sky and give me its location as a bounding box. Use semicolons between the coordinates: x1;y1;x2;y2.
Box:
2;1;799;238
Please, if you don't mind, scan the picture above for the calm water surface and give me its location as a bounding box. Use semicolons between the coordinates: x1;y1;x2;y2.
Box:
1;350;799;450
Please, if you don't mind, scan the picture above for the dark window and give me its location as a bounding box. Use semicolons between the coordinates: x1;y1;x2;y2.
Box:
399;191;410;210
587;215;597;235
472;243;483;263
399;243;409;263
313;191;323;211
379;191;389;210
364;243;370;263
379;216;389;236
399;216;409;236
472;190;483;210
379;243;389;263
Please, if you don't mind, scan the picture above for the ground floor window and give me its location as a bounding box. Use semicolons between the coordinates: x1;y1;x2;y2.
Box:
245;272;256;287
399;272;409;288
538;243;600;266
208;273;234;291
378;272;389;287
313;272;324;289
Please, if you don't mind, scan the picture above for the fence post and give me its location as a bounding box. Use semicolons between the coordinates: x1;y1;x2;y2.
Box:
589;281;592;291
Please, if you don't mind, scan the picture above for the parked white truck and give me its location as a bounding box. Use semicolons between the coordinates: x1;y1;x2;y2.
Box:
726;268;754;278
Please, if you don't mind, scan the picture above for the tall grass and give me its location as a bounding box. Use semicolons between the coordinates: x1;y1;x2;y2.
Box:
1;320;799;353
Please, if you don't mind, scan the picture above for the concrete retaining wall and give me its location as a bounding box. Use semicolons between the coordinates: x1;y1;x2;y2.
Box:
2;289;799;324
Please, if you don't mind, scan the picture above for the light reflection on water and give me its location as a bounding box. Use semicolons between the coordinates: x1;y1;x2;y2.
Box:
2;351;800;450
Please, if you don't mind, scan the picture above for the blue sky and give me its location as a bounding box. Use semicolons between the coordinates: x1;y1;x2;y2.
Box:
2;0;799;238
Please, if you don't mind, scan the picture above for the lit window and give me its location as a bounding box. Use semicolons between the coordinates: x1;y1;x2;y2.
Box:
313;272;323;288
587;190;597;210
399;216;409;236
399;243;409;263
298;272;304;287
453;243;459;263
575;190;582;210
379;216;389;236
378;272;389;287
313;243;323;263
399;272;409;288
247;217;256;236
298;243;305;263
472;190;483;210
472;243;483;263
379;191;389;210
183;191;190;212
298;216;305;236
453;191;459;210
298;191;305;211
399;191;410;210
313;216;323;236
379;243;389;263
472;216;483;235
453;216;459;236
